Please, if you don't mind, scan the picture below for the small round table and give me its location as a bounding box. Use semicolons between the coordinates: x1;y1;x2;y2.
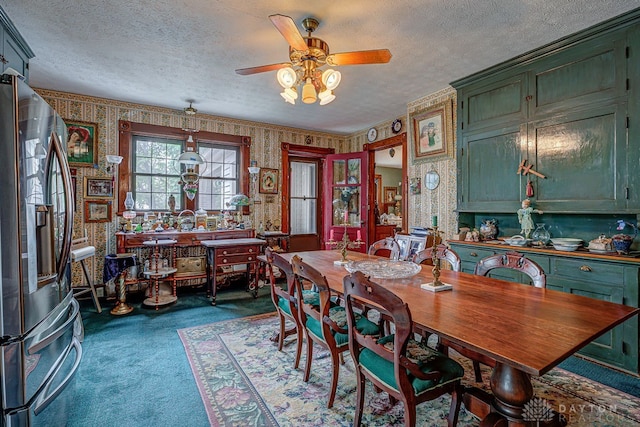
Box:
103;253;137;315
142;239;178;309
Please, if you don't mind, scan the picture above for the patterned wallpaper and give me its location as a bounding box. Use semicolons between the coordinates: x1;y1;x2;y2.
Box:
37;89;347;289
37;86;457;289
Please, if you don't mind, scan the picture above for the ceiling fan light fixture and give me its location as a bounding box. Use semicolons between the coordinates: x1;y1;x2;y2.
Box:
280;89;296;104
277;67;297;88
318;89;335;105
302;78;317;104
322;69;341;90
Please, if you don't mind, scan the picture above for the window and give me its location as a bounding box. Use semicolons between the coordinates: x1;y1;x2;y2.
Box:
198;143;240;210
290;161;317;235
131;135;183;211
118;121;250;214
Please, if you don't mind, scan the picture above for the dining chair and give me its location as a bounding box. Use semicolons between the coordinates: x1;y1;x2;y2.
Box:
343;271;464;427
367;237;401;260
449;250;547;382
264;247;318;369
474;250;546;288
412;244;461;271
290;255;379;408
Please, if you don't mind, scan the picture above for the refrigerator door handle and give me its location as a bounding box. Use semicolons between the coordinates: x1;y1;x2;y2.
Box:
27;297;79;355
48;131;74;279
32;336;83;415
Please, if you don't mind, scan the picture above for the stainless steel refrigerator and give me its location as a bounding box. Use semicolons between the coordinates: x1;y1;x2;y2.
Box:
0;74;82;426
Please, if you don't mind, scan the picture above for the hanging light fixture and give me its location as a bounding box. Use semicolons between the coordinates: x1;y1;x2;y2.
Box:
176;147;206;201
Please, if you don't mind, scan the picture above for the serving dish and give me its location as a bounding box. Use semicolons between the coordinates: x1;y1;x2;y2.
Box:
504;235;531;247
345;260;421;279
550;238;582;245
552;243;581;252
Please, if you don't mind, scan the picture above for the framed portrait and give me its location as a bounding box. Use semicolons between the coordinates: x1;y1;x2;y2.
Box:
84;177;114;199
65;120;98;168
259;168;278;194
84;200;112;223
411;100;453;163
383;186;397;203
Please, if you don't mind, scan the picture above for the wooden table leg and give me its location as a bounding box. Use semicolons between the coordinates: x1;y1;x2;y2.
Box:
480;362;567;427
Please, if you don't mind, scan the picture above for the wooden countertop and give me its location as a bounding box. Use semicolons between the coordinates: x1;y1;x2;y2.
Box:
447;239;640;265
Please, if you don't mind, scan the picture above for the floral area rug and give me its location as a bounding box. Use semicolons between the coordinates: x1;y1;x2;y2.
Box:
178;313;640;426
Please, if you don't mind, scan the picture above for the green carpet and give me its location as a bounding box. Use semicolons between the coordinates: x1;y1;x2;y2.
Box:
38;285;275;427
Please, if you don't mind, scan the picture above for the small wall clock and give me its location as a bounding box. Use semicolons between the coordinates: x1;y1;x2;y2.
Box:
367;127;378;142
392;119;402;134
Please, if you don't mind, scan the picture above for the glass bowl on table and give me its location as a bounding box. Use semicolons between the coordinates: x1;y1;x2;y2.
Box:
344;259;421;279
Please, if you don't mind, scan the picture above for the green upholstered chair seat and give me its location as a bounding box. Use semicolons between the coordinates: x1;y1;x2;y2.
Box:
359;335;464;396
306;306;379;347
277;290;319;315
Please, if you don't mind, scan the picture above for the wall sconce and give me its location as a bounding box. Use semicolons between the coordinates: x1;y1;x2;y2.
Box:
106;154;123;175
248;160;261;203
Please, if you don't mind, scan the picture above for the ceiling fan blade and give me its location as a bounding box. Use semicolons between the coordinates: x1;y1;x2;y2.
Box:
269;14;308;51
235;62;292;76
327;49;392;66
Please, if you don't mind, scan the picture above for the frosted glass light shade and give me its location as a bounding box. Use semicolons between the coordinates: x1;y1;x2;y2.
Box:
318;89;335;105
302;79;317;104
277;67;297;88
322;69;341;90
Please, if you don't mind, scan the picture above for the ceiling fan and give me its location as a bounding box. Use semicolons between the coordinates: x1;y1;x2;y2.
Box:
235;14;392;105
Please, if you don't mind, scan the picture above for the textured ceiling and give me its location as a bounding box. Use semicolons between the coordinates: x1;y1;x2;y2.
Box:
2;1;639;135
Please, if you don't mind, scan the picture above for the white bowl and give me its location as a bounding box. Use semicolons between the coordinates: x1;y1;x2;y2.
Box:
504;235;531;247
552;243;581;251
551;238;582;245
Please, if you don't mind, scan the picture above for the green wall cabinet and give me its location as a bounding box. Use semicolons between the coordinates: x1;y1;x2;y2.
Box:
453;14;638;214
449;241;639;373
0;7;33;82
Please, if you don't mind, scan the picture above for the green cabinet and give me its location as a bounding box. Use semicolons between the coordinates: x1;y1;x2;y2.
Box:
453;15;638;213
0;7;33;81
449;241;639;373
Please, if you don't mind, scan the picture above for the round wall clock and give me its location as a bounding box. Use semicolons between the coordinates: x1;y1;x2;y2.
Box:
425;170;440;190
367;127;378;142
391;119;402;134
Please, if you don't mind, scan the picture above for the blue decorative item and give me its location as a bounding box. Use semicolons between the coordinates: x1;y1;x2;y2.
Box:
612;220;637;254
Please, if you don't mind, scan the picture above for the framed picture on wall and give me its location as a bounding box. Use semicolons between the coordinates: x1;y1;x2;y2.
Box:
383;187;397;203
84;177;114;199
259;168;278;194
84;200;112;223
65;120;98;168
410;99;453;163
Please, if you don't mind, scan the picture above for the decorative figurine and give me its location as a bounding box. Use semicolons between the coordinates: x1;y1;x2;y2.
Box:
517;199;543;238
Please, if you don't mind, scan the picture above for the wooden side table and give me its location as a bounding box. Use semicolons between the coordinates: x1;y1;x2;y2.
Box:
201;238;265;306
142;239;178;309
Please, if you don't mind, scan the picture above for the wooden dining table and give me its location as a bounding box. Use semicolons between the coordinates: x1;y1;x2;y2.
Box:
279;250;639;426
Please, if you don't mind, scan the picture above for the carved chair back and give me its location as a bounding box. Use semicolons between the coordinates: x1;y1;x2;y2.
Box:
474;250;546;288
412;245;461;272
367;237;401;260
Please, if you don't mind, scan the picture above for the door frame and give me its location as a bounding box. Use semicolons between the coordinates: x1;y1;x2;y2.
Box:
281;142;334;236
363;132;407;239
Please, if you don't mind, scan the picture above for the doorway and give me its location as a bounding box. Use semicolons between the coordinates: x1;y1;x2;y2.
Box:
281;142;334;252
365;133;407;242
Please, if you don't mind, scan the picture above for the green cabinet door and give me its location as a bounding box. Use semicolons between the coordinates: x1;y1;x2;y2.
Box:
457;124;525;212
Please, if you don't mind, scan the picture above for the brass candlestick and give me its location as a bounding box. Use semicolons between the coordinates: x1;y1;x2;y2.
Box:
430;225;444;287
327;221;364;264
421;225;452;291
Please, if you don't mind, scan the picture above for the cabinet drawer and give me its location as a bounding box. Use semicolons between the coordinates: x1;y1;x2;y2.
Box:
217;246;260;256
217;253;258;265
551;257;623;285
